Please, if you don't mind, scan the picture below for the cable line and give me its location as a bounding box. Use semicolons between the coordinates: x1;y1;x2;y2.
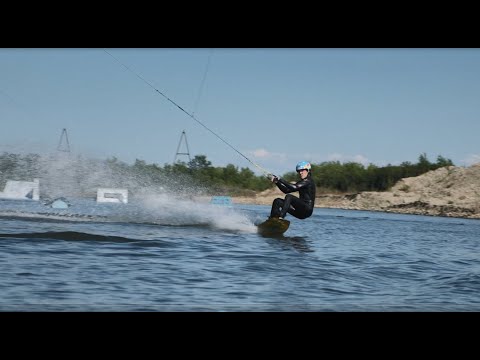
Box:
103;49;272;177
192;49;213;117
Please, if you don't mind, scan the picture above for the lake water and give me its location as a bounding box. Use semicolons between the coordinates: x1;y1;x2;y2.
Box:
1;195;479;312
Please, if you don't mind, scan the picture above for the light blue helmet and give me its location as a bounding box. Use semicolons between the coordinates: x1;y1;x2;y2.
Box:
296;161;311;172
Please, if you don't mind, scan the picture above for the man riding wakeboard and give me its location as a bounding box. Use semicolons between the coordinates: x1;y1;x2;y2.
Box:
269;161;316;220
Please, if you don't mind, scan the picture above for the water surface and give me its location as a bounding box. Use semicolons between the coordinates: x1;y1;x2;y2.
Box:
1;197;479;311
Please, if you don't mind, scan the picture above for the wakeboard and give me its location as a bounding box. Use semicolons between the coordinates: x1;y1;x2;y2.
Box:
257;217;290;236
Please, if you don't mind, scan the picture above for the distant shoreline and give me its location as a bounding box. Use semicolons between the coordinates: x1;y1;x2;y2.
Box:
230;165;480;220
231;193;480;220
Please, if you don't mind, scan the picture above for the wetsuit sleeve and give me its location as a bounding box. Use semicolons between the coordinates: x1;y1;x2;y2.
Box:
275;178;309;194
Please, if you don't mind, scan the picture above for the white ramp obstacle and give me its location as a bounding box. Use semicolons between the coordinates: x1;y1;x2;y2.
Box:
96;188;128;204
0;178;40;201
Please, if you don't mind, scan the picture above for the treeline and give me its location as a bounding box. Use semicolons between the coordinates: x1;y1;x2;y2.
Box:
0;152;454;197
0;152;272;197
283;153;454;193
109;153;455;194
126;155;272;195
0;152;41;187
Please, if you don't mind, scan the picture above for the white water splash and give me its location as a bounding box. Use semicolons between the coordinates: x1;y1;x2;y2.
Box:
140;194;257;233
1;151;259;233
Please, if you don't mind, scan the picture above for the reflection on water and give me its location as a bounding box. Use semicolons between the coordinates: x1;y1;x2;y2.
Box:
262;235;313;253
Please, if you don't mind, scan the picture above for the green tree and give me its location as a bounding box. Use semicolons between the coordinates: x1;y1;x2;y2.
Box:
188;155;211;170
436;155;453;168
417;153;431;173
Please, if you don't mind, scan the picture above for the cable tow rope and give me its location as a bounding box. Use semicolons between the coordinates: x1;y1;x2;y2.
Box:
192;49;213;117
103;49;273;177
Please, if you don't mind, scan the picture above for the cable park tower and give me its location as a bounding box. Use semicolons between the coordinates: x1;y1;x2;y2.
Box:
174;130;192;164
57;128;71;153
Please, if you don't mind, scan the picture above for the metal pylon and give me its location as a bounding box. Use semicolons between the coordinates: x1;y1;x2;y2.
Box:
57;128;71;152
174;130;191;163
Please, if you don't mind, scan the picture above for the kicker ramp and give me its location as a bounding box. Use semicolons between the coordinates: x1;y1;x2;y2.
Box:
0;178;40;201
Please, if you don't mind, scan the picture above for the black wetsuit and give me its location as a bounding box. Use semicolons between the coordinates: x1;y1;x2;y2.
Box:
270;173;316;219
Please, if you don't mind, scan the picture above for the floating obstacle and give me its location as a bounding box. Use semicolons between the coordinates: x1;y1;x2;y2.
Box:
96;188;128;204
50;197;70;209
0;178;40;201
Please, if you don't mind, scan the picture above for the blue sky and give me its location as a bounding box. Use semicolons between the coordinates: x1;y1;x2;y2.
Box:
1;48;479;176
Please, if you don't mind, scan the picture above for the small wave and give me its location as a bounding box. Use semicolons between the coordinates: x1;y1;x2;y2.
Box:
0;231;140;243
0;210;108;223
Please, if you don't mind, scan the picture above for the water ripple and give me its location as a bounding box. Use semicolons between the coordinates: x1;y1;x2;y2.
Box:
1;202;480;311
